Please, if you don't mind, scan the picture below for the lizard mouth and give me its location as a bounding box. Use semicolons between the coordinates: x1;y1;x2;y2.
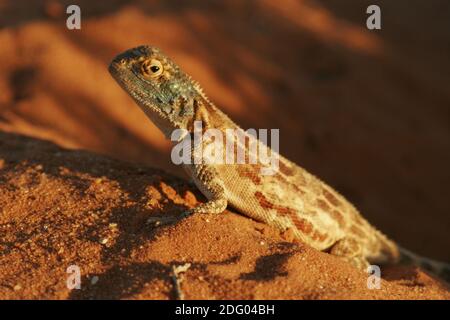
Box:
109;60;160;109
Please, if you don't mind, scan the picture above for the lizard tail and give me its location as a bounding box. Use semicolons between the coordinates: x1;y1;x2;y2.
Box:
373;230;450;284
399;247;450;284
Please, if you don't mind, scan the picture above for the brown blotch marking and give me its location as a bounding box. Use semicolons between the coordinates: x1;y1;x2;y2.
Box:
311;230;328;242
317;199;330;211
254;191;274;210
254;191;321;238
330;209;346;228
322;187;342;207
237;165;262;185
350;224;365;238
279;160;295;176
294;217;314;235
317;198;346;229
254;191;297;216
274;171;306;195
276;205;297;217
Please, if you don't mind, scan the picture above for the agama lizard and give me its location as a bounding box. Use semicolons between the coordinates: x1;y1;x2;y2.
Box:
109;45;450;281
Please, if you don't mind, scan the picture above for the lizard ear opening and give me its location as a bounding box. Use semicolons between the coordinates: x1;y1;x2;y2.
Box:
141;59;164;78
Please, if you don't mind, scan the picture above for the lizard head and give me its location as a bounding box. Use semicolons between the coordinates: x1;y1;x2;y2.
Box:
109;45;202;139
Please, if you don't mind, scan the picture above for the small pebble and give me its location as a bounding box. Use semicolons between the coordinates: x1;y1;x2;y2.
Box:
91;276;99;285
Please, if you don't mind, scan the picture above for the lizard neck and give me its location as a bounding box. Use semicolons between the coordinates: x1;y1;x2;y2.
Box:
187;96;239;134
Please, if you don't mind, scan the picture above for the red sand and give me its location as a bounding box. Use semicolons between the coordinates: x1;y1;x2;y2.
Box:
0;0;449;299
0;132;448;299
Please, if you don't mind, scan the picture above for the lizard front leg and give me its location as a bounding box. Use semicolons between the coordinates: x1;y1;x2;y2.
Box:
183;163;228;215
146;163;227;227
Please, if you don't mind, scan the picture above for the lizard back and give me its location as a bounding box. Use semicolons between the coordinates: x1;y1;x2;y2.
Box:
188;99;399;264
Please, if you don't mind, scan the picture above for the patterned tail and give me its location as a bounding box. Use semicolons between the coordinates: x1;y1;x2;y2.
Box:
399;247;450;284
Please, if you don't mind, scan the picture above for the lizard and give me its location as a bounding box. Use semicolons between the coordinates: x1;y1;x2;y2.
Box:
109;45;450;282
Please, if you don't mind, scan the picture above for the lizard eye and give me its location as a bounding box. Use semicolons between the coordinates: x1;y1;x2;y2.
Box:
141;59;163;78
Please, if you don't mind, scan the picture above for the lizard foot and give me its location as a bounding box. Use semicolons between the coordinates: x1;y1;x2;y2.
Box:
146;197;228;227
329;237;370;270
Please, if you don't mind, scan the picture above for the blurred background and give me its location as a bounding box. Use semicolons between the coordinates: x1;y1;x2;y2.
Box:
0;0;449;261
